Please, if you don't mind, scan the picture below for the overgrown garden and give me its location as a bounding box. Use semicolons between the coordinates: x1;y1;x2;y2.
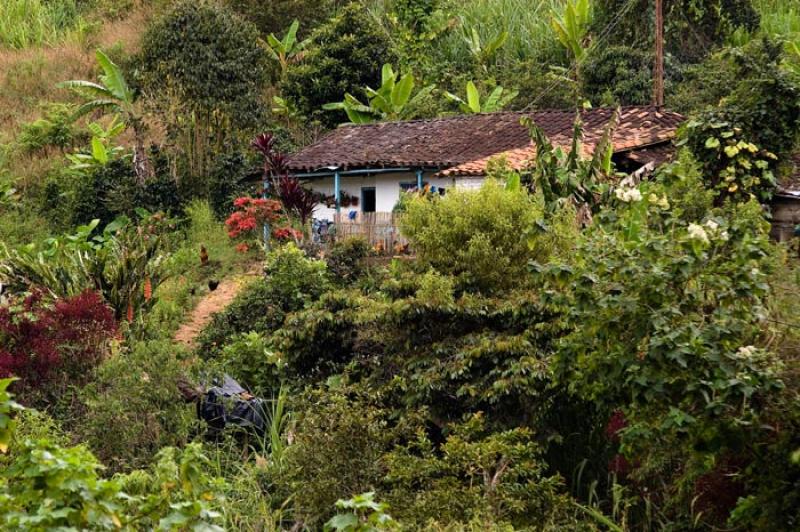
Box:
1;0;800;530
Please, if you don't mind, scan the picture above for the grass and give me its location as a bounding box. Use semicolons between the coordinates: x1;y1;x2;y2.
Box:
0;0;85;50
440;0;564;63
0;8;148;193
367;0;564;71
754;0;800;40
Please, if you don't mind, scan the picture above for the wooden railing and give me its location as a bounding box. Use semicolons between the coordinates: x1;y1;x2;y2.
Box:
333;212;408;252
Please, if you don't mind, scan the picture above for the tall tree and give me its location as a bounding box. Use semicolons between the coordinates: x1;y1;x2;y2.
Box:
136;0;269;180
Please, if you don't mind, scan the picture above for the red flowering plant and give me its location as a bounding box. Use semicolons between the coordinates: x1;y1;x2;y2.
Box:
272;227;303;242
225;196;288;250
0;290;117;406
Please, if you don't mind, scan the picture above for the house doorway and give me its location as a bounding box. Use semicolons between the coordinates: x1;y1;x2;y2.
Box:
361;187;376;213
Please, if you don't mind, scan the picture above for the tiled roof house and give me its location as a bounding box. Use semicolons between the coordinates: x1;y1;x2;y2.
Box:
287;106;685;220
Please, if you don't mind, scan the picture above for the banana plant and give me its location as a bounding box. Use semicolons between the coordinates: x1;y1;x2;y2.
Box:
464;26;508;69
66;116;127;173
444;81;518;114
522;108;619;221
550;0;593;65
323;64;435;124
59;49;152;183
265;19;309;73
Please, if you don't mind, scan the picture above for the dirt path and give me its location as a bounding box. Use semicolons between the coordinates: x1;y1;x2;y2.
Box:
174;271;260;348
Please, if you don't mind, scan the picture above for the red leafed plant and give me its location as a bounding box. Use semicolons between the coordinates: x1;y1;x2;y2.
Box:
226;197;283;239
276;175;317;226
252;133;289;183
0;290;117;405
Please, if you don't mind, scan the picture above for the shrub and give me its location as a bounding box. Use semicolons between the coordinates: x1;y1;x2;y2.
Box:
0;290;117;407
1;213;173;322
76;340;195;472
42;152;182;230
218;332;283;396
325;237;371;285
0;435;224;531
277;390;396;528
196;279;288;360
0;439;126;530
582;46;654;106
352;285;566;428
384;414;580;528
271;289;361;380
16;103;83;153
197;243;330;359
677;38;800;174
207;149;259;218
399;180;563;293
533;177;786;525
263;242;330;305
282;3;396;127
679;113;779;202
225;196;284;248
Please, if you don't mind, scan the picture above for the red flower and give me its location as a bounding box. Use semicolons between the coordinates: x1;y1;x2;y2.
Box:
225;196;285;241
272;227;303;241
236;243;250;253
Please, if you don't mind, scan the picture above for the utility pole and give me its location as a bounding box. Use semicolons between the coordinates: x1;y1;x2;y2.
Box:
654;0;665;106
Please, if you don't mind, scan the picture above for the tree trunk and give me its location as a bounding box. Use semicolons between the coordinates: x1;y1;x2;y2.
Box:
131;119;154;185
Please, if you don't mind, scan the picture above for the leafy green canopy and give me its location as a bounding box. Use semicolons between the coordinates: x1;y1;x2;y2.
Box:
282;3;396;127
136;0;269;132
134;0;270;183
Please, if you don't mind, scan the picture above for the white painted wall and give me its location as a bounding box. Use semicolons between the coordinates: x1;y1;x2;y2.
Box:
305;172;464;221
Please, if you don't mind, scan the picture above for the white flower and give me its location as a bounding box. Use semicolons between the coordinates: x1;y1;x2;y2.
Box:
719;230;729;241
737;345;758;359
705;219;719;232
615;186;642;203
687;223;709;244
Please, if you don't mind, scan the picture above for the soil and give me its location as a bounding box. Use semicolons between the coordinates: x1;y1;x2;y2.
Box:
173;270;261;348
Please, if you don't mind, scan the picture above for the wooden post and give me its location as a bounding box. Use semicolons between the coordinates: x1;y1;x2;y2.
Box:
654;0;665;107
334;170;341;214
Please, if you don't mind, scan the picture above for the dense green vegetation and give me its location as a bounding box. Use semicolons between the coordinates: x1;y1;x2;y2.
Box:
1;0;800;530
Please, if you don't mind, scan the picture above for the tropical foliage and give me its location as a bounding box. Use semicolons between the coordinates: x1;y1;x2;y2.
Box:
2;0;800;530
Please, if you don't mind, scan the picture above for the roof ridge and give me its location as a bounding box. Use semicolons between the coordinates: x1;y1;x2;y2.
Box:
331;105;682;130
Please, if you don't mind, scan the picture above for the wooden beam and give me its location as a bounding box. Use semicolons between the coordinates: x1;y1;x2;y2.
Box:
654;0;665;107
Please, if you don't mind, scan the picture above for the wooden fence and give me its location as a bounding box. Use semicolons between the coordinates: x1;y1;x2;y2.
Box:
332;212;408;252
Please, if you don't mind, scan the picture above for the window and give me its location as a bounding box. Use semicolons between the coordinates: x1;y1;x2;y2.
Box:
361;187;376;213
